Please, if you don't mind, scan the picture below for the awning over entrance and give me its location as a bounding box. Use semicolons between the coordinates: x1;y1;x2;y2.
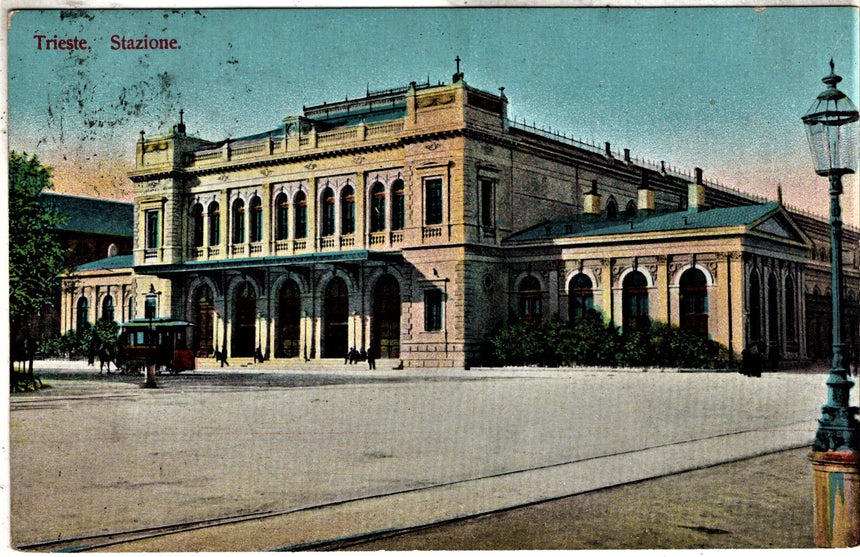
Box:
134;249;404;276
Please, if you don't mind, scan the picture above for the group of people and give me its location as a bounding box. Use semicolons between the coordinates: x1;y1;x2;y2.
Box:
346;346;376;369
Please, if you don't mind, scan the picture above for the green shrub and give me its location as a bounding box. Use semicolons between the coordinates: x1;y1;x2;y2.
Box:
489;313;728;369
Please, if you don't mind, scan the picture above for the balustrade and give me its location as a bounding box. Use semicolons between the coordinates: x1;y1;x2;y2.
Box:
422;226;442;239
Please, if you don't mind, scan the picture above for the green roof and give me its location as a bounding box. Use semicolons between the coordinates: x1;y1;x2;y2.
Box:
505;203;781;243
75;254;134;271
40;193;133;237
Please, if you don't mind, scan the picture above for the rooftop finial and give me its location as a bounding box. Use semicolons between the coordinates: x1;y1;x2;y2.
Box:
453;55;464;83
176;108;186;134
777;182;783;205
455;55;461;74
830;58;835;73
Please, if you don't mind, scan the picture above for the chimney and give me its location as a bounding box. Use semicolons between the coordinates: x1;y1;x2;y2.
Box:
605;142;613;158
583;180;602;219
688;167;706;212
624;148;631;163
638;171;655;214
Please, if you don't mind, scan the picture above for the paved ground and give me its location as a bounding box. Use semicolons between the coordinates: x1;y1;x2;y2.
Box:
332;447;814;550
8;360;841;550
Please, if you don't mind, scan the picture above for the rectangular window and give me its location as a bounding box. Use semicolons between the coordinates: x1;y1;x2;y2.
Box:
425;178;443;225
424;288;443;331
145;210;160;249
144;297;157;319
480;178;495;228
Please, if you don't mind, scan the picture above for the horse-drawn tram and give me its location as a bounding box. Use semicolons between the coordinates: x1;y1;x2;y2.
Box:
117;318;196;374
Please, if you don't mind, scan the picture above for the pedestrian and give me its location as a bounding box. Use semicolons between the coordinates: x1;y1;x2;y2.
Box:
750;342;763;377
219;346;229;368
87;337;96;367
346;347;354;365
359;347;367;363
254;346;264;363
367;346;376;370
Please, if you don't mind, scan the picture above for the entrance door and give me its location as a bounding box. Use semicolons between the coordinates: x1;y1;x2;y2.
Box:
232;282;256;357
194;285;215;357
372;275;400;358
277;280;301;358
323;277;348;358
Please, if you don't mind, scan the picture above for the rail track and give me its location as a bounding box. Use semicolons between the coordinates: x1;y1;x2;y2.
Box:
14;427;811;552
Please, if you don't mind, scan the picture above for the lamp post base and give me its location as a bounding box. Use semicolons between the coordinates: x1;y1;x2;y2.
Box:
142;363;159;389
809;449;860;547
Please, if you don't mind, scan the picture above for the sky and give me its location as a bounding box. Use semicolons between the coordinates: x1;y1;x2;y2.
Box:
6;6;860;222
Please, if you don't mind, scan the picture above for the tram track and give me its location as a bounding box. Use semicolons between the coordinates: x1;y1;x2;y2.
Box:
14;424;812;552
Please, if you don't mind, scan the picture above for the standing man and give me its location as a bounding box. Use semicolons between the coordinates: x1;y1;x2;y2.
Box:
367;344;376;370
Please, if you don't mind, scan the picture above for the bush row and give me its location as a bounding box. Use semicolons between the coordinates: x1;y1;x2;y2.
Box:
489;310;730;369
38;319;119;360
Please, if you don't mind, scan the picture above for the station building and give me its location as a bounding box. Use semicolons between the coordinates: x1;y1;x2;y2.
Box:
60;69;860;367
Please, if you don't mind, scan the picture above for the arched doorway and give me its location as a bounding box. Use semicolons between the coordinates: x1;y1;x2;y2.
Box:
680;268;708;337
323;277;348;358
372;275;400;359
194;285;215;357
231;282;256;357
749;271;761;344
101;295;115;322
622;270;649;332
277;280;301;358
568;273;594;322
768;273;780;363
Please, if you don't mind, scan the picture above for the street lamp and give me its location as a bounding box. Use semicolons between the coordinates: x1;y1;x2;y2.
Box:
143;284;161;389
802;59;860;548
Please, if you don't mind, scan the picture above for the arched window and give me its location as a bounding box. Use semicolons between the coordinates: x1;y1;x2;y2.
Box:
519;276;542;323
370;182;386;232
341;186;355;235
680;268;708;337
275;193;289;241
192;203;204;247
101;295;115;322
768;273;779;350
208;202;221;246
294;191;307;239
625;200;637;218
622;271;649;331
392;179;405;231
606;197;618;219
321;187;335;237
76;296;89;330
249;196;263;243
749;271;761;342
568;273;594;321
232;199;245;244
785;276;797;345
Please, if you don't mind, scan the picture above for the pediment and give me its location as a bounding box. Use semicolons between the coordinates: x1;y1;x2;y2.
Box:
751;213;806;243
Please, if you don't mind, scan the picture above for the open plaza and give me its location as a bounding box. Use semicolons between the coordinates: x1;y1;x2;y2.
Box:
9;361;843;550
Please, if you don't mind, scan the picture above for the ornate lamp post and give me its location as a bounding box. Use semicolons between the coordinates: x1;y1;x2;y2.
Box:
802;60;860;547
144;284;161;389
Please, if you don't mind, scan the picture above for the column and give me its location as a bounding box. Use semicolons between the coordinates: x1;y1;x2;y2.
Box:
656;255;670;324
601;258;613;326
714;255;730;349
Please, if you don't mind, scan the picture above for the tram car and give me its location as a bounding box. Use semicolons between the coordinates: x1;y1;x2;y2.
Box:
117;319;196;374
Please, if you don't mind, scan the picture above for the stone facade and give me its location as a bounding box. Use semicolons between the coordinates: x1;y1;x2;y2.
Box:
61;72;860;368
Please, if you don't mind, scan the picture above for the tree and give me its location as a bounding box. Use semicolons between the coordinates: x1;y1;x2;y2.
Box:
9;151;68;390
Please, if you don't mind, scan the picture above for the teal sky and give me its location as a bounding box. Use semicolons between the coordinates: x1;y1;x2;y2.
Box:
7;7;859;218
